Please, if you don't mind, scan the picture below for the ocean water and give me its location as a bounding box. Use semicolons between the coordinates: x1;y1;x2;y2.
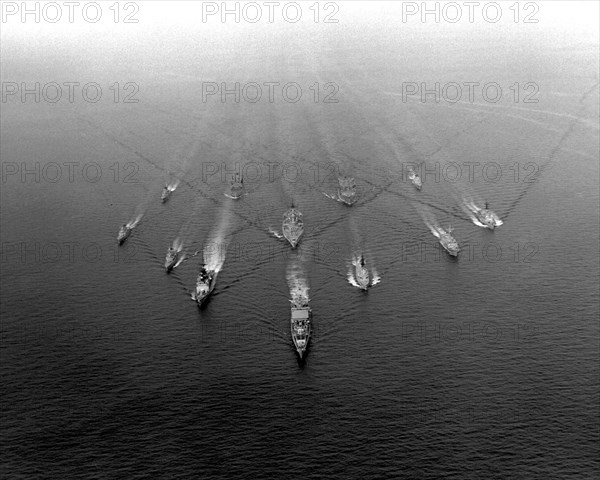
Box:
1;3;599;478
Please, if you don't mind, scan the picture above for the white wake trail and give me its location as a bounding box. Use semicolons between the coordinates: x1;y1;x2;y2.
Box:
287;259;310;303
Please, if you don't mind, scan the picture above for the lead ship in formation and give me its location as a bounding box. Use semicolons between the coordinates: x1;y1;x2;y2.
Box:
192;265;216;306
226;173;244;200
290;291;312;359
438;226;460;256
161;185;173;203
165;247;178;272
407;166;422;190
282;206;304;248
117;224;132;245
355;256;370;291
473;202;503;230
337;176;357;205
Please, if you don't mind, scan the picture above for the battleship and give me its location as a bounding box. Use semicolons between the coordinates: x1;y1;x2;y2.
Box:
226;173;244;199
282;206;304;248
161;185;173;203
473;202;503;229
337;176;357;205
117;224;132;245
438;226;460;256
164;247;178;272
192;265;216;306
407;166;422;190
355;256;370;290
290;291;311;359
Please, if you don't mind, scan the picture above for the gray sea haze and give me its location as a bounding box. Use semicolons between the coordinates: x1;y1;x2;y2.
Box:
1;2;599;478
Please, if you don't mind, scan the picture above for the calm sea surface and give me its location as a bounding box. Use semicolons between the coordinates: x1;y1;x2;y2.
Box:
1;4;599;479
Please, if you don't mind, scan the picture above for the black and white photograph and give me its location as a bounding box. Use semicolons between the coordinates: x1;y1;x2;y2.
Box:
1;1;599;478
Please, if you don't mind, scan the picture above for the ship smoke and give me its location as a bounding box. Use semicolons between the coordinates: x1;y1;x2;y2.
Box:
203;200;233;273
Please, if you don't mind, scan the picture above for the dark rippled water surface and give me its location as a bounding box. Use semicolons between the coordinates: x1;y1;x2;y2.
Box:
1;3;599;478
